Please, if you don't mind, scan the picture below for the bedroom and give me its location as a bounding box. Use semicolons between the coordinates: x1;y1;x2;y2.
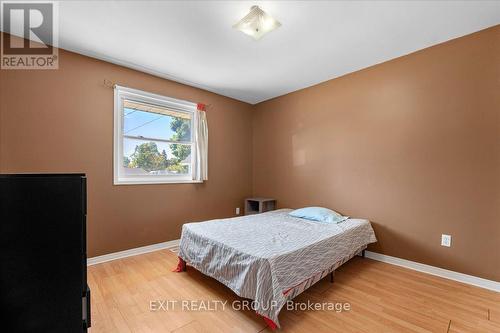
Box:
0;1;499;332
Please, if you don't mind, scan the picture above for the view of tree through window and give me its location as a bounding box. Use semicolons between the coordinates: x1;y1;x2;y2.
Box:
122;101;192;175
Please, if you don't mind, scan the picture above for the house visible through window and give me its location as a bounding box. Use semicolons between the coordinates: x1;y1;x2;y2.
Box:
114;86;199;184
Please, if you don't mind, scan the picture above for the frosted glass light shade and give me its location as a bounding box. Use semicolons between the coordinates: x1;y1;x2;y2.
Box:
233;6;281;40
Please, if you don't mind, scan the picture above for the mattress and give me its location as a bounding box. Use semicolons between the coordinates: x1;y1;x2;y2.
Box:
178;209;377;327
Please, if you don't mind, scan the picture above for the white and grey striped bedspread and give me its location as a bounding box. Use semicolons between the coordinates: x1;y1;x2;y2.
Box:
178;209;377;327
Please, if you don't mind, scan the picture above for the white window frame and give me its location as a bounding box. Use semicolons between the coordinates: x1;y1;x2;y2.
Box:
113;85;200;185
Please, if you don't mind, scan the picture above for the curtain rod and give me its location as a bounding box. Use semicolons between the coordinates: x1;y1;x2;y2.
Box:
102;79;211;110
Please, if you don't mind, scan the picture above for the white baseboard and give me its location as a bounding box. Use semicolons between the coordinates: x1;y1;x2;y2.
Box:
365;251;500;293
87;239;180;266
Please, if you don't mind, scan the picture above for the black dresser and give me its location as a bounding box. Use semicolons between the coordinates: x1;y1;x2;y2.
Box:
0;174;91;332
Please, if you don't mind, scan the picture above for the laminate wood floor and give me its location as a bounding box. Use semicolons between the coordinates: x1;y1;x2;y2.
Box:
87;250;500;333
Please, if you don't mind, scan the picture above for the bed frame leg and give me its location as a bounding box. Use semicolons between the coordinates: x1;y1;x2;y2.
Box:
330;271;335;283
362;250;366;258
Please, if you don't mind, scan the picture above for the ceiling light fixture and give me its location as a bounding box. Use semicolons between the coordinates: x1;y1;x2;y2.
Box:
233;5;281;40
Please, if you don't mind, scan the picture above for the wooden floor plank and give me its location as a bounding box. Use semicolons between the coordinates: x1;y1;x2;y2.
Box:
491;308;500;324
88;250;500;333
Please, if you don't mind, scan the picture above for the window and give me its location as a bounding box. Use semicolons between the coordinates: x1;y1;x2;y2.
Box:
114;86;200;184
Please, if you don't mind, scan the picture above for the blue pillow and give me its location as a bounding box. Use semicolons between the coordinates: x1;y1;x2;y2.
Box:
289;207;349;223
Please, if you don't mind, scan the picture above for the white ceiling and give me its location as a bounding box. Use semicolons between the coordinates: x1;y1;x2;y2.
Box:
8;1;500;104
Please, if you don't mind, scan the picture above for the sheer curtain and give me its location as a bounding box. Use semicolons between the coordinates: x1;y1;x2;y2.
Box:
194;108;208;181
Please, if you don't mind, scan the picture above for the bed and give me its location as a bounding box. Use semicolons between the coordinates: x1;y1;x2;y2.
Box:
175;209;377;329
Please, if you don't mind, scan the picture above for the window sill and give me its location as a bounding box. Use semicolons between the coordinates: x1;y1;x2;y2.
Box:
114;178;203;185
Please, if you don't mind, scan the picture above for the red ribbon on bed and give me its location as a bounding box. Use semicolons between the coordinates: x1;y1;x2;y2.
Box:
172;257;186;272
259;314;278;330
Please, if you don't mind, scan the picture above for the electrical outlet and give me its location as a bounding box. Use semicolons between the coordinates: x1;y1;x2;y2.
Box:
441;234;451;247
236;207;240;215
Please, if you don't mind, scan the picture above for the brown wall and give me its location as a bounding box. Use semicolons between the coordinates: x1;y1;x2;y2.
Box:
252;26;500;281
1;26;499;281
0;45;254;257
